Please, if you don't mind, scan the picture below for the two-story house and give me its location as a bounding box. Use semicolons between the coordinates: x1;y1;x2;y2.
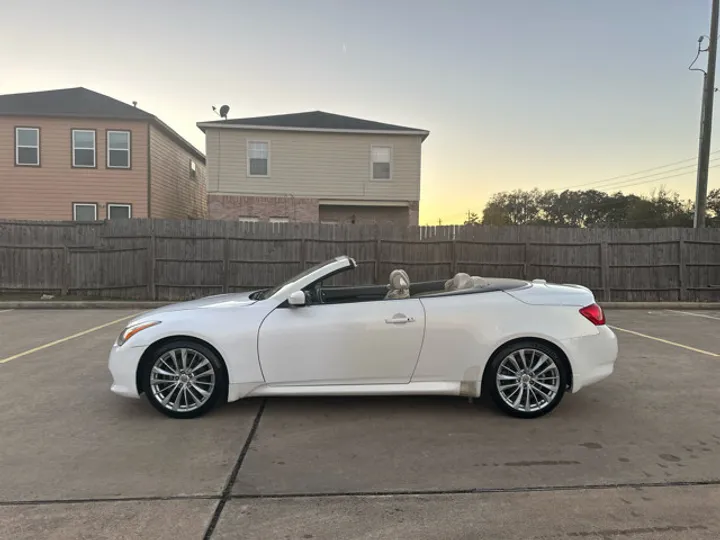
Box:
0;87;207;221
197;111;429;226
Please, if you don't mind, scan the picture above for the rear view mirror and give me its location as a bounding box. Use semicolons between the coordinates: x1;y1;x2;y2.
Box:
288;290;306;307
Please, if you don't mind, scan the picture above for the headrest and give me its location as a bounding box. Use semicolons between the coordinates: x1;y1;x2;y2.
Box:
388;269;409;289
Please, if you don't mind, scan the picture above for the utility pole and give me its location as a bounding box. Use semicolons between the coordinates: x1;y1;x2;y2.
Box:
694;0;720;228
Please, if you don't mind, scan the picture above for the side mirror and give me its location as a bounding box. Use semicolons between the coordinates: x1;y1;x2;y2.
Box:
288;290;306;307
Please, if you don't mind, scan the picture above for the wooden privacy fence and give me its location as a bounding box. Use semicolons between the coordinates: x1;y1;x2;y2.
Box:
2;219;720;302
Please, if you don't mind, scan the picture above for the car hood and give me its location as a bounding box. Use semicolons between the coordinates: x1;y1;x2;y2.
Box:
132;291;259;320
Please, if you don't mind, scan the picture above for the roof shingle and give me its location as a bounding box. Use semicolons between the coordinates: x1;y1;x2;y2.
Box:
197;110;428;138
0;87;154;120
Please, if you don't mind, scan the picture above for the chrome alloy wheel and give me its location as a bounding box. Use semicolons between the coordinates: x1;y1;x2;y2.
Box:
495;348;561;414
150;347;216;413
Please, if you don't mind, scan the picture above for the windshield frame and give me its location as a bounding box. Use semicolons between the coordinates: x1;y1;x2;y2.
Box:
261;256;355;300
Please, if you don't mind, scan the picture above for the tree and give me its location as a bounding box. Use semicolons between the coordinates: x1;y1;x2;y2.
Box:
464;211;481;225
479;187;697;228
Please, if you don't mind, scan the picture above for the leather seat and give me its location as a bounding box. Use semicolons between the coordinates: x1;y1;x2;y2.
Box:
385;269;410;299
444;272;489;291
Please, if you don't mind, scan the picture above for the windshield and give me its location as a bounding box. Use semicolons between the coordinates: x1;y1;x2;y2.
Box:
259;258;341;299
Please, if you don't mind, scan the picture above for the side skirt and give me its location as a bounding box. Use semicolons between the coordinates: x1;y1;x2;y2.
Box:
244;381;463;398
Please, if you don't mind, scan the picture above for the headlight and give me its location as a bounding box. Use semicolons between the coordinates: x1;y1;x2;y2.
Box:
116;321;161;346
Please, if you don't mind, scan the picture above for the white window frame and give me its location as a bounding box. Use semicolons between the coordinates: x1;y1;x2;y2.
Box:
15;127;40;166
238;217;259;222
107;130;131;169
370;145;393;181
189;158;197;179
320;220;339;225
247;140;270;177
73;203;98;221
269;217;289;223
72;129;96;168
107;203;132;219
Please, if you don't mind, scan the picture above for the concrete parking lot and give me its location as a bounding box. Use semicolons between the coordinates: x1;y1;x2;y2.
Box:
1;308;719;539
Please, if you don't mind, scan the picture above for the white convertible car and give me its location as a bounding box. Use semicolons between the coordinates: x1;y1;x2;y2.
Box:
109;255;618;420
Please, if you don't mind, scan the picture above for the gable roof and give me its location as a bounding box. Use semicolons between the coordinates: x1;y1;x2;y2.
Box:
197;110;429;140
0;87;154;120
0;87;205;162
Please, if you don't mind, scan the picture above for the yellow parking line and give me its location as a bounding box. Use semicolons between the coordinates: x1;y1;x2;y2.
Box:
609;325;720;357
0;314;136;364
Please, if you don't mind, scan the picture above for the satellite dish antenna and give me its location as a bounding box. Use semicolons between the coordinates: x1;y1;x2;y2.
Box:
219;105;230;119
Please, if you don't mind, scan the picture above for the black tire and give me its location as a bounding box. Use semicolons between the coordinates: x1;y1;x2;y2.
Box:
484;340;568;419
141;340;227;419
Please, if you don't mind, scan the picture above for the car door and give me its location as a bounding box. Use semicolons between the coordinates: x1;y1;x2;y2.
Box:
257;298;426;385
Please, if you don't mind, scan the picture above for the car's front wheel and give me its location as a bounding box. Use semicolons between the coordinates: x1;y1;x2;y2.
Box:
485;340;567;419
141;340;227;419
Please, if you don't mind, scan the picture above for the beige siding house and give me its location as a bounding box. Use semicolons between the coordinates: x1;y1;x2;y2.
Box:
197;111;429;226
0;87;207;221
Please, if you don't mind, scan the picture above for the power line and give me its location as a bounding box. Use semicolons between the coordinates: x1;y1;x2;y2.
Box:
580;157;720;192
556;150;720;192
438;152;720;224
440;165;720;224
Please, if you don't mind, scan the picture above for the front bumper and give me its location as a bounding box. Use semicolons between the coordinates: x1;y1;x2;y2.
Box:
562;325;618;393
108;343;145;399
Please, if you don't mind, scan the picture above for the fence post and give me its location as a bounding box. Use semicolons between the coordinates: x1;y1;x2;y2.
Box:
451;239;458;275
601;242;610;302
678;237;686;301
61;245;70;296
148;222;156;300
374;239;382;284
223;230;231;294
523;242;530;280
299;238;306;271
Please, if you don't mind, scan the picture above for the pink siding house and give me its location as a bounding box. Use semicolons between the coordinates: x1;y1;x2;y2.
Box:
0;87;207;221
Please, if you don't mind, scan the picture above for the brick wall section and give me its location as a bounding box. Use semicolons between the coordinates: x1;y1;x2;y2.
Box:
209;194;419;225
318;205;411;226
208;194;319;221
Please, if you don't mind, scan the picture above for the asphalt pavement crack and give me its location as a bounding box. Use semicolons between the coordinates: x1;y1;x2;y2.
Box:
1;478;718;509
202;399;267;540
229;478;720;500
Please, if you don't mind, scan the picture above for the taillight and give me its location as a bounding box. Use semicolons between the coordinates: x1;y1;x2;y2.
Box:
579;303;605;325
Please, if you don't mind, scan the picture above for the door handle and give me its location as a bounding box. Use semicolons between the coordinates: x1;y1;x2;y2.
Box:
385;314;415;324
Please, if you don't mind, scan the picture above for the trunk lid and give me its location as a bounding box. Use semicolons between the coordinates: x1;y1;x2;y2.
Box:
505;279;596;307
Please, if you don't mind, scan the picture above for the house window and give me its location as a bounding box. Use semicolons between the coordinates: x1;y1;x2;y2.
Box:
72;130;96;168
371;146;392;180
238;217;259;222
107;131;130;168
73;203;97;221
15;127;40;166
247;141;269;176
190;159;197;179
269;217;289;223
107;203;132;219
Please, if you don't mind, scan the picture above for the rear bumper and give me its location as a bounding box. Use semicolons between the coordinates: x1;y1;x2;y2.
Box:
108;343;145;399
562;325;618;393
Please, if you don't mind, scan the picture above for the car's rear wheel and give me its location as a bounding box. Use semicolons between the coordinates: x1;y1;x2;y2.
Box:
485;340;567;419
141;340;227;419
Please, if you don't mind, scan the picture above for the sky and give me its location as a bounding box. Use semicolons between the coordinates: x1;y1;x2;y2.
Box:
1;0;717;224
